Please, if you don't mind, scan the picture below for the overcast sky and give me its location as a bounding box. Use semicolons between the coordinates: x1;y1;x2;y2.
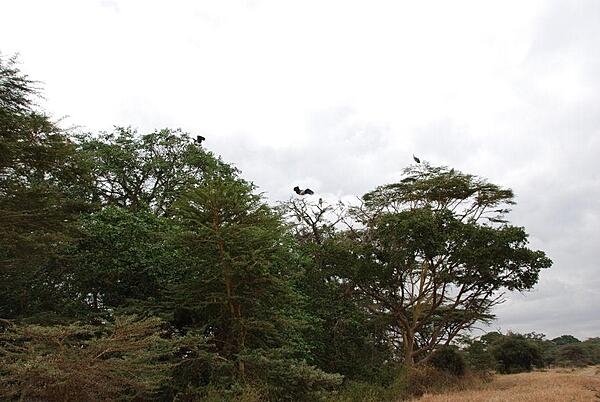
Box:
2;0;599;339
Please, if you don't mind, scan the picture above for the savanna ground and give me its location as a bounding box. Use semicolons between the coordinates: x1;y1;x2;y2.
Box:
417;366;600;402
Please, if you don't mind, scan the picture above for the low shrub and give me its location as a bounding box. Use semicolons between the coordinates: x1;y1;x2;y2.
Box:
430;347;466;377
325;363;486;402
491;335;544;374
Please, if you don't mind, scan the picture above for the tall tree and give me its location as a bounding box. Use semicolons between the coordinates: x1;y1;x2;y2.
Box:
166;169;341;399
173;170;302;370
0;54;88;318
323;163;552;365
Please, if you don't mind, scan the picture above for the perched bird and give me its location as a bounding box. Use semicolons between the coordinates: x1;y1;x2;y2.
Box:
413;154;421;164
196;135;205;144
293;186;314;196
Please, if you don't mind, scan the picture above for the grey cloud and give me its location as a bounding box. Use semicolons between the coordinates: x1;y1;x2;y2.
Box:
492;278;600;339
528;0;600;62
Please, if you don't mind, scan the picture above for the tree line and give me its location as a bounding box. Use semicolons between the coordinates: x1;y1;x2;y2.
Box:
460;331;600;375
0;54;553;401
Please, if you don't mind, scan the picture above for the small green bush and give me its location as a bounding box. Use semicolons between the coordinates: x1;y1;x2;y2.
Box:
430;347;466;377
491;335;543;374
324;367;410;402
463;340;495;373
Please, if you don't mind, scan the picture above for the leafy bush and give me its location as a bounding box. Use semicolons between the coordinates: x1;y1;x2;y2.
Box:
325;364;486;402
430;347;466;377
462;339;495;374
324;366;416;402
582;338;600;364
555;344;590;367
244;351;344;401
490;334;544;374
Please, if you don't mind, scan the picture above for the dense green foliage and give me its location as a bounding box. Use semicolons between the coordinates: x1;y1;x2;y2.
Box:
429;347;466;377
76;127;223;215
0;54;562;401
0;315;173;401
0;55;90;319
490;334;544;374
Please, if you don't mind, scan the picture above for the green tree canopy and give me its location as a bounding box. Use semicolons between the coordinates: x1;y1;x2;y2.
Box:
76;127;231;215
552;334;581;345
321;164;552;365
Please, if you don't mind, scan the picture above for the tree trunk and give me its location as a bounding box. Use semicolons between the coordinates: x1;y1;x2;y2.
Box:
403;328;415;366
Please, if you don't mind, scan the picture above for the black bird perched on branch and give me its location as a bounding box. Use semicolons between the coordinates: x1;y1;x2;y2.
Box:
293;186;314;196
195;135;205;145
413;154;421;164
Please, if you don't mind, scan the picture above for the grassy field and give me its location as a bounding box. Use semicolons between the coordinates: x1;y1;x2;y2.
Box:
416;366;600;402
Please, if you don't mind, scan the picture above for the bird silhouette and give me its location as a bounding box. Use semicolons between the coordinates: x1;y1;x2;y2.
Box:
196;135;205;144
413;154;421;164
293;186;314;196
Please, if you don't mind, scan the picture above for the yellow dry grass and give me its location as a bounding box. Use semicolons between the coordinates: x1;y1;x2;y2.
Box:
415;366;600;402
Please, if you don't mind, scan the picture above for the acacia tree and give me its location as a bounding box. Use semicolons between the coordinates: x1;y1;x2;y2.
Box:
323;163;552;365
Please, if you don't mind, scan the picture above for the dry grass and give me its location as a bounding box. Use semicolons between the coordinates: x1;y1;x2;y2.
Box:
415;366;600;402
